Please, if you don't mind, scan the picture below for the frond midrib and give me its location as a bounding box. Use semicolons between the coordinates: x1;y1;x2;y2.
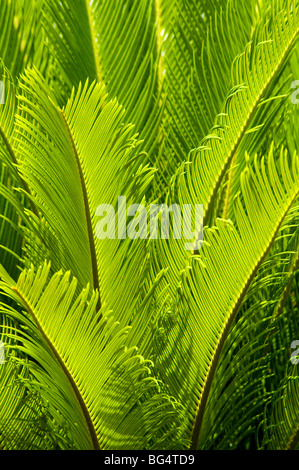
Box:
59;109;100;307
287;423;299;450
12;286;101;450
155;0;163;94
84;0;103;84
259;253;299;362
0;124;39;218
190;190;299;450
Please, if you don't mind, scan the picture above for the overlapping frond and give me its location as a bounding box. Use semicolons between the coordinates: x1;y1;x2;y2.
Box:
0;0;46;79
0;0;298;451
42;0;164;161
178;0;299;226
0;359;65;450
198;211;299;449
149;0;299;300
14;70;157;325
262;364;299;450
0;262;183;450
150;145;299;448
0;61;25;279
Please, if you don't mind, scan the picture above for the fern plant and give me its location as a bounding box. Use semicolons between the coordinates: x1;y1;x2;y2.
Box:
0;0;298;450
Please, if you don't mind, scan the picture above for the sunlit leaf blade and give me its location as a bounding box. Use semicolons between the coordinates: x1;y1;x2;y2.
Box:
0;262;183;449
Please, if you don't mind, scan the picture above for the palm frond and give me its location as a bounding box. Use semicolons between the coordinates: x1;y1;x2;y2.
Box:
199;211;299;449
151;145;299;448
0;0;46;78
15;69;156;322
0;261;183;450
0;0;298;451
262;363;299;450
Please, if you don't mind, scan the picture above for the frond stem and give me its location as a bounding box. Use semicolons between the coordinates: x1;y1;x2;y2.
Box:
85;0;103;84
0;125;39;218
287;424;299;450
155;0;163;95
60;110;101;309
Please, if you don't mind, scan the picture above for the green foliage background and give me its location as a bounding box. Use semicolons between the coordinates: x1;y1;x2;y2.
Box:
0;0;298;450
